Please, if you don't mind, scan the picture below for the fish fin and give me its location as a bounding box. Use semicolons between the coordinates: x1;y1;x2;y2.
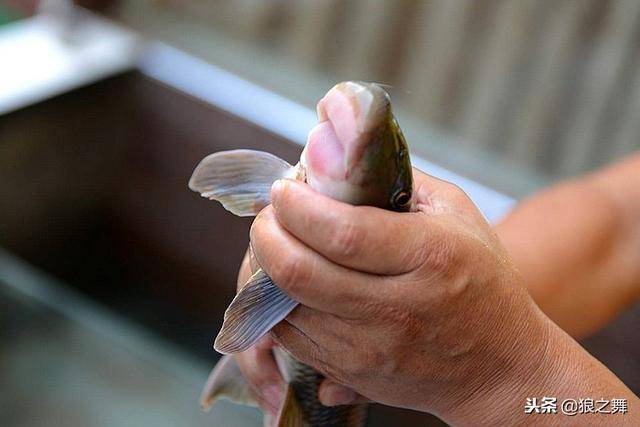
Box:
199;354;259;412
214;269;298;354
189;149;294;217
275;384;306;427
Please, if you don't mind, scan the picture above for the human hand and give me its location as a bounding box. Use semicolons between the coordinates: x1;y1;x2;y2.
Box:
247;168;554;423
232;247;365;421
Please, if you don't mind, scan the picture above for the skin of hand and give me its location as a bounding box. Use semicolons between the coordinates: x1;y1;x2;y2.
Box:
234;247;362;413
234;169;639;425
496;153;640;337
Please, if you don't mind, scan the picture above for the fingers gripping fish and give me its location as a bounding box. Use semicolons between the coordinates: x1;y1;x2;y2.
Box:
189;82;413;426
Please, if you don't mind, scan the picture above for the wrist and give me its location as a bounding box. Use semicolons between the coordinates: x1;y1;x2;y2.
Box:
439;313;639;426
434;305;556;425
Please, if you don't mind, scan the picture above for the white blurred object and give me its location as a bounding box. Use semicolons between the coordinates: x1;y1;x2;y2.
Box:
38;0;78;39
0;8;139;115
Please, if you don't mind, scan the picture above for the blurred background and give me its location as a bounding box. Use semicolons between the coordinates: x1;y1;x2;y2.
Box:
113;0;640;194
0;1;638;426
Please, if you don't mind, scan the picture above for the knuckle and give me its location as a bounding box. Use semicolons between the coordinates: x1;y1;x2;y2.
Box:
249;208;270;242
363;297;424;345
270;252;311;295
423;231;459;275
389;309;424;345
448;184;474;208
329;216;363;259
447;182;466;198
397;227;430;273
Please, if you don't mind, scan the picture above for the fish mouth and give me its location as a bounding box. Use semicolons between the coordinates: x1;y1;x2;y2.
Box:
305;82;391;180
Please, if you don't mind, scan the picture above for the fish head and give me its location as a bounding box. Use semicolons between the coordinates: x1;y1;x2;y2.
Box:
302;81;413;211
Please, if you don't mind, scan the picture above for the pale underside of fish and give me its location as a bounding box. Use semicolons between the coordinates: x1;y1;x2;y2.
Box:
189;81;413;427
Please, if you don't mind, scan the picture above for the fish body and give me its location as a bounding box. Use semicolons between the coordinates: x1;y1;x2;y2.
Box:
190;81;413;426
274;349;368;426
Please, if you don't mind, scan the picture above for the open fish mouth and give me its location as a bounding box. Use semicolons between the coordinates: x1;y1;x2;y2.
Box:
305;82;392;181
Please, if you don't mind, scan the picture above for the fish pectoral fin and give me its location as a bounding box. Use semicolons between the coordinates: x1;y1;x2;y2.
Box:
199;354;259;412
214;269;299;354
275;384;306;427
189;149;295;217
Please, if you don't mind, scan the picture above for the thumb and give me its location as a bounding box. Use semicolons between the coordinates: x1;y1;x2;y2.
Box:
318;379;369;406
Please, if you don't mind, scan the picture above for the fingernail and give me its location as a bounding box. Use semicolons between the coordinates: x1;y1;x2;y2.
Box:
270;179;284;203
321;384;356;406
262;384;283;408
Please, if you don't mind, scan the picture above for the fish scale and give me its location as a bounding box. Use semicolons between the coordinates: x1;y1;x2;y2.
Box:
279;352;368;426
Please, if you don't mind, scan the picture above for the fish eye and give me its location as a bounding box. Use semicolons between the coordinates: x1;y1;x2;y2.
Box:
392;190;411;207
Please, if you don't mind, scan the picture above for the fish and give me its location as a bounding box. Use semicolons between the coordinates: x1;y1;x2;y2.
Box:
189;81;413;426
